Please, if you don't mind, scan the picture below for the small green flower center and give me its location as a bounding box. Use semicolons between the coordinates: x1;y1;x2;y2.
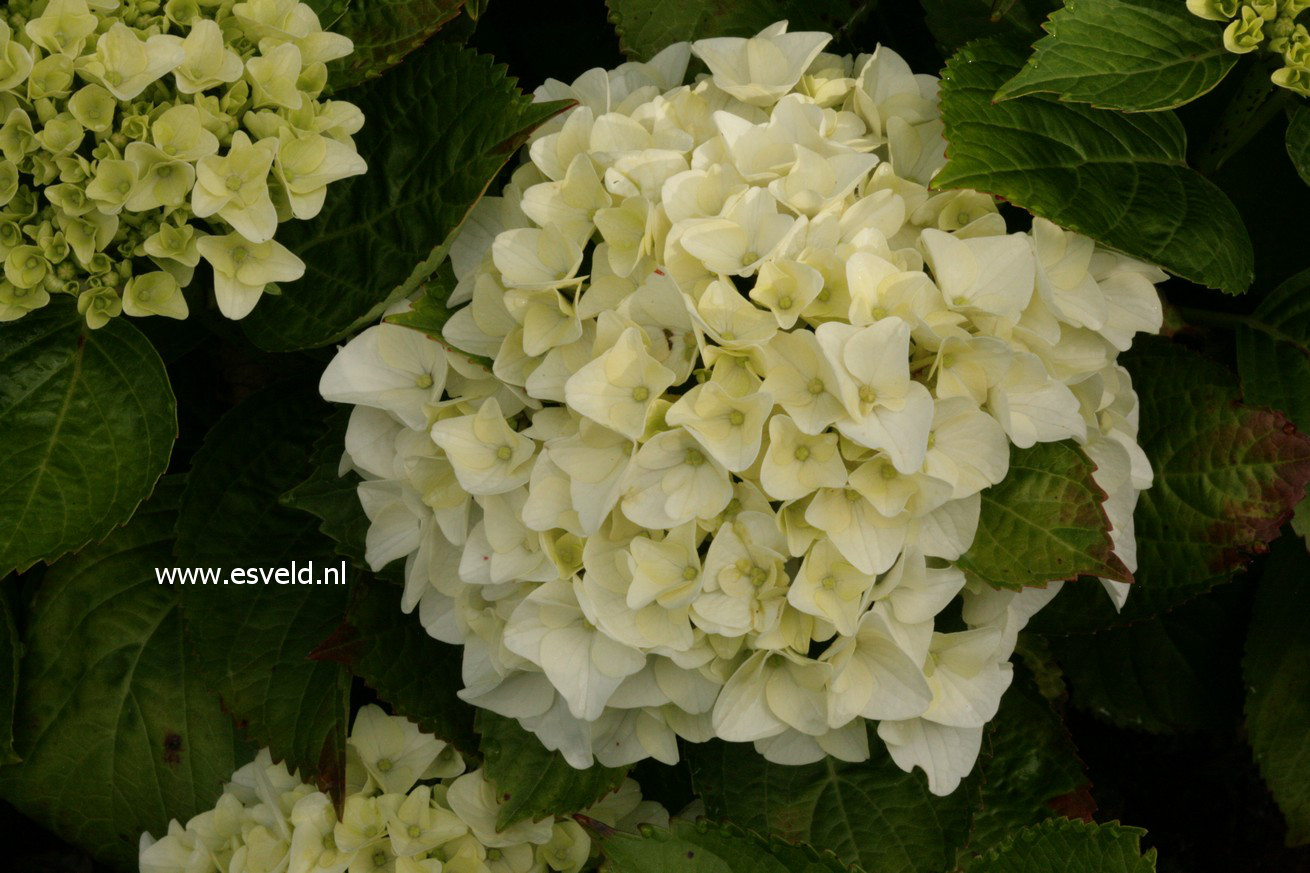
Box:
631;385;650;402
415;373;433;389
496;445;513;461
880;464;898;480
226;173;244;191
684;448;705;467
372;850;387;867
821;575;837;590
728;409;745;426
749;566;767;587
376;757;393;773
777;295;793;310
407;825;421;839
682;566;698;581
793;445;810;461
807;377;825;395
858;385;877;404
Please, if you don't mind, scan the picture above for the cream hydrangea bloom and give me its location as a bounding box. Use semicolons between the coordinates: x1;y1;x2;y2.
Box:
321;21;1166;795
140;706;668;873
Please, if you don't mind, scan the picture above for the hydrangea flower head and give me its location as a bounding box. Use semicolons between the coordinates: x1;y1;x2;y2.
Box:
320;22;1167;795
1186;0;1310;95
139;705;669;873
0;0;366;327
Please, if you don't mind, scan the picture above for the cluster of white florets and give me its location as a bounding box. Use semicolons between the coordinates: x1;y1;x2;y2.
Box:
139;705;667;873
0;0;366;327
319;22;1165;794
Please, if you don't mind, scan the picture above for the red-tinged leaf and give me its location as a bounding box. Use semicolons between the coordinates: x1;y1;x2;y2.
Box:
955;441;1131;591
1033;336;1310;632
962;667;1092;868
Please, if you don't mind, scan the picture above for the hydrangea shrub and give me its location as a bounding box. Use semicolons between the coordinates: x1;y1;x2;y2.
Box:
0;3;1306;872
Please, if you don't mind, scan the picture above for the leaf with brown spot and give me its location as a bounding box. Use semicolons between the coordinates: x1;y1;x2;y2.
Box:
312;576;477;755
0;480;249;870
175;381;353;796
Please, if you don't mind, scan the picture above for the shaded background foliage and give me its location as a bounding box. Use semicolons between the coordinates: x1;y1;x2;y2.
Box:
2;0;1310;871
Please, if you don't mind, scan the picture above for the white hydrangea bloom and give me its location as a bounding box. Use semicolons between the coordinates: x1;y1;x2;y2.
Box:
140;706;667;873
319;21;1166;796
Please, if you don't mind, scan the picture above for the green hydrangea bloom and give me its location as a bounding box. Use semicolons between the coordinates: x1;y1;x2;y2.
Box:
0;0;366;327
1187;0;1310;96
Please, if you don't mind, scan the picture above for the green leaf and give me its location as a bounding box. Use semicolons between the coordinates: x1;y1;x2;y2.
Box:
475;710;628;829
383;262;495;369
969;817;1156;873
686;729;974;873
936;40;1253;295
175;381;352;793
589;817;851;873
1293;494;1310;548
995;0;1236;112
1237;267;1310;433
964;666;1091;864
1032;336;1310;633
311;577;477;754
606;0;874;61
1245;537;1310;846
241;40;571;352
921;0;1059;52
475;710;626;829
1048;584;1246;733
0;303;176;576
1287;106;1310;187
304;0;351;27
327;0;464;91
0;589;19;765
954;441;1130;591
0;480;248;870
